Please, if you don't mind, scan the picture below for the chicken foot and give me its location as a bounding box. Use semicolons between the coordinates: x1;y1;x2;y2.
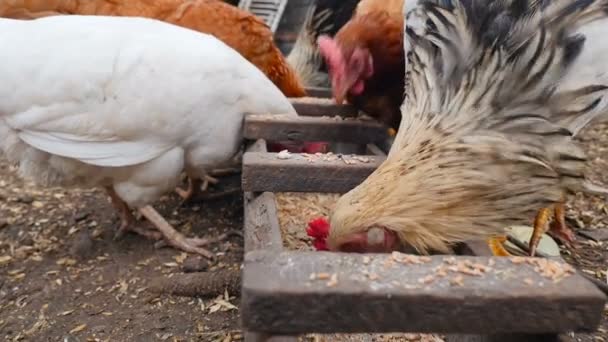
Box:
104;187;218;258
487;236;511;256
175;167;241;203
154;230;243;252
548;201;576;243
138;206;216;259
486;201;575;257
528;207;552;257
105;187;162;241
175;175;218;202
529;198;576;257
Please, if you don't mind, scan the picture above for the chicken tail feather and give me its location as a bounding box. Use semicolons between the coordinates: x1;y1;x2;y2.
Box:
287;4;334;87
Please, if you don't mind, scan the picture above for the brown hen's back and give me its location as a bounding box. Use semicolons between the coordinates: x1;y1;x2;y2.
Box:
0;0;306;98
334;1;405;129
356;0;404;20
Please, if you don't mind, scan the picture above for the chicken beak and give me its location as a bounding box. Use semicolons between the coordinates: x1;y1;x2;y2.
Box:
332;68;361;104
331;75;348;105
331;72;357;105
334;93;345;105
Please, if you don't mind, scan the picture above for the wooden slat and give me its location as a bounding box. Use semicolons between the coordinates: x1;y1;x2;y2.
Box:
243;332;299;342
243;139;299;342
244;114;387;143
450;243;567;341
289;98;359;117
243;140;284;253
445;334;569;342
303;87;332;98
242;152;384;193
241;251;606;335
244;191;283;252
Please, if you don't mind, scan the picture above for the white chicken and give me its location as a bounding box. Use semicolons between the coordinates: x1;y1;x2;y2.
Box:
0;15;296;258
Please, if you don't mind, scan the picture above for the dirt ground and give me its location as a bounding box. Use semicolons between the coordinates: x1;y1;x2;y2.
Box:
0;170;244;342
1;124;607;342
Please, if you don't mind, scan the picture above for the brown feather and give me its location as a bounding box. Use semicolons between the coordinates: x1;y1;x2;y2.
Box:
0;0;307;97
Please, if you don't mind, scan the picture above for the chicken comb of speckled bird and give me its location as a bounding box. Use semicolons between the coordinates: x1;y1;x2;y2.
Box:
306;217;330;251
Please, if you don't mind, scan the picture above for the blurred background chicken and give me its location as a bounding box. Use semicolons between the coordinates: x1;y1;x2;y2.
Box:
285;0;362;88
317;0;608;256
0;15;296;257
317;0;407;130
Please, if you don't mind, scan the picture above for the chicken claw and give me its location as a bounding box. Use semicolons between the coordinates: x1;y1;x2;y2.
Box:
154;230;243;252
487;236;511;256
549;201;576;243
105;187;162;241
175;177;202;202
138;205;215;259
105;187;216;257
529;199;576;257
175;174;219;203
529;207;552;257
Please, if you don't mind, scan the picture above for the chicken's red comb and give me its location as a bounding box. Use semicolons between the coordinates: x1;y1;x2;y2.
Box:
307;217;330;251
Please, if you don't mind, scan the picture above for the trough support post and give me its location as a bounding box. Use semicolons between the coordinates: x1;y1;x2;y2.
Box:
242;139;299;342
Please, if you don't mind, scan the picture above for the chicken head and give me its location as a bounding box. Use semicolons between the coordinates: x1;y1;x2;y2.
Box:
317;35;374;104
307;217;397;253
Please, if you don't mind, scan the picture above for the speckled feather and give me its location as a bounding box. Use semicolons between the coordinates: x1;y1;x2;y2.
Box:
329;0;608;254
286;4;334;88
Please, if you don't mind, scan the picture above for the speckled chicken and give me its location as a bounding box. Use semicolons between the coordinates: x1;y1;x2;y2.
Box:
0;15;296;257
324;0;608;255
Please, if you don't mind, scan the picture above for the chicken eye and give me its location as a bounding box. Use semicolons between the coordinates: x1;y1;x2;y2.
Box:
351;57;362;71
367;227;385;246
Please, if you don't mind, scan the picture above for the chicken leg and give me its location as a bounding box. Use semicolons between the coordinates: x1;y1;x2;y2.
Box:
138;206;216;259
175;168;241;203
528;207;552;257
548;201;576;243
175;175;218;202
105;187;218;259
529;197;576;257
487;236;511;256
106;187;162;241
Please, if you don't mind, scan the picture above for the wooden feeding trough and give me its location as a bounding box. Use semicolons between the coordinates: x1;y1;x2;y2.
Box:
239;94;607;342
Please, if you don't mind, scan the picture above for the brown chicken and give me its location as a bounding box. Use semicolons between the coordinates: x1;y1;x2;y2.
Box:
317;0;405;130
320;0;608;256
0;0;307;98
